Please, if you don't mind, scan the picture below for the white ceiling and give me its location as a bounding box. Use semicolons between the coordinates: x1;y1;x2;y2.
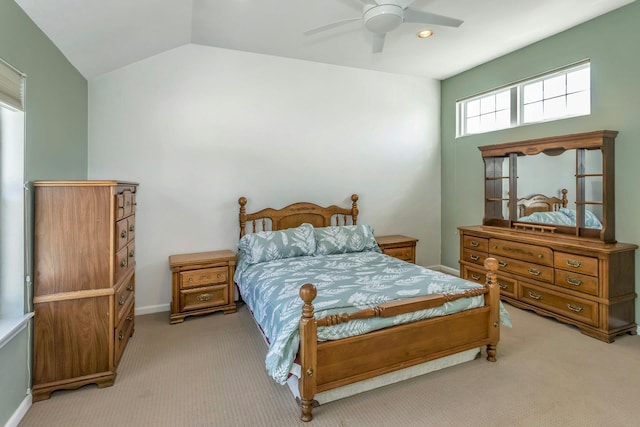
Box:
15;0;635;80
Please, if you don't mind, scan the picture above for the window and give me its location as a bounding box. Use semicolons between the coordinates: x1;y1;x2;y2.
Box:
456;61;590;137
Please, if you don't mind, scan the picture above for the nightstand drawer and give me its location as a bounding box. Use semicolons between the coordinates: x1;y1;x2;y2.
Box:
180;285;229;311
383;246;415;262
180;267;227;289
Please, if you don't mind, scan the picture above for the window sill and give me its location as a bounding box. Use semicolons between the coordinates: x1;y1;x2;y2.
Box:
0;313;33;350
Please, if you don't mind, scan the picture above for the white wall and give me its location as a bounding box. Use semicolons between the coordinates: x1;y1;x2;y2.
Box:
88;44;441;313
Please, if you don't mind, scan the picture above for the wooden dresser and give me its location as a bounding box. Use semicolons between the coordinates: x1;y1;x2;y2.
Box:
33;180;138;401
376;235;419;263
459;225;637;342
169;250;237;324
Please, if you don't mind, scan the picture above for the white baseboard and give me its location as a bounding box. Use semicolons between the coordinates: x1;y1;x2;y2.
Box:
135;303;169;316
6;393;31;427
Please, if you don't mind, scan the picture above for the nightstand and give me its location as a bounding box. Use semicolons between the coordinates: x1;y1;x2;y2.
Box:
375;235;419;263
169;250;237;324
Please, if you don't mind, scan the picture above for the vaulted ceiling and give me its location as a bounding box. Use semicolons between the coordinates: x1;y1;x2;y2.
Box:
15;0;635;80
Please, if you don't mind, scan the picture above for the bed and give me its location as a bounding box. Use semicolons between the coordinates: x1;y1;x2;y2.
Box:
515;189;603;230
235;195;507;421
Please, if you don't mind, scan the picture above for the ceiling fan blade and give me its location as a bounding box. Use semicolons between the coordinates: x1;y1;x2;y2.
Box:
372;32;386;53
304;17;361;36
403;8;464;27
396;0;416;8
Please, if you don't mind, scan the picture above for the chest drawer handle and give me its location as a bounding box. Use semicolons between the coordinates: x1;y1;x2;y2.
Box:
120;230;127;239
129;249;135;258
129;224;135;232
470;273;481;281
120;259;127;268
566;277;582;286
566;259;582;268
197;293;212;302
498;282;508;290
528;291;542;300
567;303;584;313
126;314;133;321
119;295;125;305
118;330;124;341
470;241;479;247
469;254;479;261
498;260;508;267
527;268;541;276
127;282;133;291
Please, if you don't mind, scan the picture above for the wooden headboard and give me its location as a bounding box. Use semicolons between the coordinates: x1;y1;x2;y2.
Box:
238;195;359;238
517;189;568;217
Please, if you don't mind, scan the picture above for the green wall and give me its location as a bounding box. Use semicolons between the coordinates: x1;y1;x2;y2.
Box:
441;2;640;320
0;0;87;425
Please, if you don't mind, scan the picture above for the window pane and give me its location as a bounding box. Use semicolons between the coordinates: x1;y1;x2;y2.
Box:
523;102;543;123
567;68;589;93
466;99;480;117
523;81;542;103
567;91;590;115
495;110;510;129
480;112;496;131
543;75;566;99
543;96;566;119
496;90;510;110
480;95;495;114
466;116;480;134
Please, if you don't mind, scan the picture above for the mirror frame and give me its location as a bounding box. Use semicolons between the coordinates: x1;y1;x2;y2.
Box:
478;130;617;243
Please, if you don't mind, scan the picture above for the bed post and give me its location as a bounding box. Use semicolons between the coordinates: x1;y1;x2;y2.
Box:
238;197;247;238
299;284;318;422
351;194;359;225
483;258;500;362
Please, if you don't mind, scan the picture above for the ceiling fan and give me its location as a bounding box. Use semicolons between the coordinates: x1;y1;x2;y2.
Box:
304;0;463;53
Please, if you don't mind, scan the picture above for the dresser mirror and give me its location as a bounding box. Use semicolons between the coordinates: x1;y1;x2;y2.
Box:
479;130;616;242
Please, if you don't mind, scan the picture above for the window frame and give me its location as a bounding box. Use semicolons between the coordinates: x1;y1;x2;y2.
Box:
456;60;590;138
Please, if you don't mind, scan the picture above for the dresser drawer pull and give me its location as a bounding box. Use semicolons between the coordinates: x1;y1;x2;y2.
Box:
120;259;127;268
566;277;582;286
470;254;479;261
217;274;222;279
470;241;479;247
120;229;127;239
528;291;542;300
527;268;541;276
566;259;582;268
129;249;135;257
119;295;125;305
471;274;481;281
567;304;584;313
498;260;508;267
197;293;212;302
129;224;135;232
498;282;508;290
118;330;124;341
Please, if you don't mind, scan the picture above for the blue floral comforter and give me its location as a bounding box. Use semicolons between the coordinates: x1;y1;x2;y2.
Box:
234;251;511;384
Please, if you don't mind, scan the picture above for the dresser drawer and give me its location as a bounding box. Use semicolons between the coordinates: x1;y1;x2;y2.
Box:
554;269;599;296
180;267;228;289
462;248;488;266
463;235;488;252
554;252;598;276
383;246;415;263
489;238;553;266
493;255;553;283
114;303;135;366
462;265;487;285
115;273;135;322
495;275;516;298
519;282;598;326
180;285;229;311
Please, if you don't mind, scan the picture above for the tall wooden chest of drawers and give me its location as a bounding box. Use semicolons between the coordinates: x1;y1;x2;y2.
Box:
459;225;637;342
33;180;138;401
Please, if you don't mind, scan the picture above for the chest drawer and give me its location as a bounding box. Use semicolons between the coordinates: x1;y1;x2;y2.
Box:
554;252;598;276
180;267;228;289
554;269;599;296
490;238;553;266
493;255;553;283
115;273;135;322
115;303;135;366
463;235;488;252
180;284;229;311
519;282;598;326
462;248;488;266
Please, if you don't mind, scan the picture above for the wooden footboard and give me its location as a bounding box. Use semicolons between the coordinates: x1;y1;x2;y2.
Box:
298;258;500;421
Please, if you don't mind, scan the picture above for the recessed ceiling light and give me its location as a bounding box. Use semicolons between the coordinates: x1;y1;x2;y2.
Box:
417;30;433;39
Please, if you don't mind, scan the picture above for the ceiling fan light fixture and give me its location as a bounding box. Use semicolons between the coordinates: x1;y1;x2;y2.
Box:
417;30;433;38
363;5;404;33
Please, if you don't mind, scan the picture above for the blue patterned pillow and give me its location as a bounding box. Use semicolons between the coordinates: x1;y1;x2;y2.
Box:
237;223;316;266
314;224;381;256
